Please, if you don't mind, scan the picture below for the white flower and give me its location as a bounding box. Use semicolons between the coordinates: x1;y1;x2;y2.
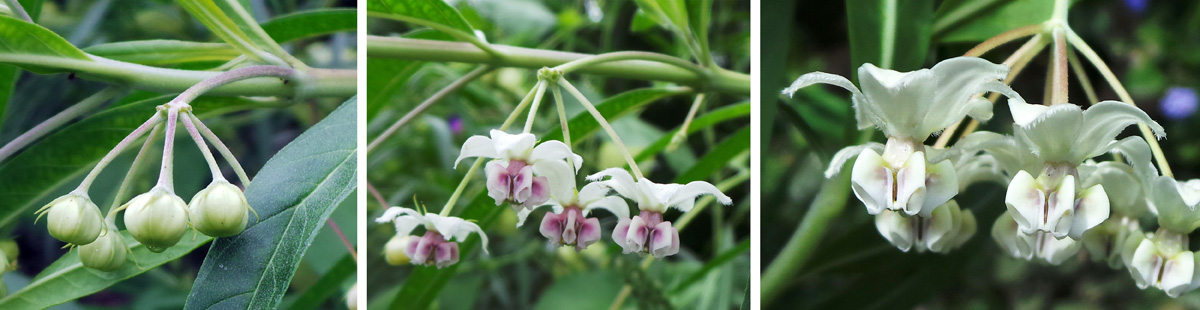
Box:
827;139;958;217
1122;230;1199;297
375;207;489;268
874;200;975;253
587;168;732;258
991;213;1081;265
515;160;629;251
455;130;583;209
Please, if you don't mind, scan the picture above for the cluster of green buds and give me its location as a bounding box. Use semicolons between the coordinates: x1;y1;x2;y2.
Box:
34;80;262;271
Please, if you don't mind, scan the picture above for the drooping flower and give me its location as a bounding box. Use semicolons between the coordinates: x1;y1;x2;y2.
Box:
874;200;976;253
797;57;1023;217
1122;230;1199;297
376;207;489;269
515;160;629;251
455;130;582;210
1002;100;1165;240
1079;161;1150;268
588;168;732;258
992;213;1082;265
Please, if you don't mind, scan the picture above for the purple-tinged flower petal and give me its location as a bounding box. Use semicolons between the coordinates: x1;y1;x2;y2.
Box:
521;176;550;209
410;232;438;264
613;217;634;253
561;208;579;245
486;161;512;205
540;212;565;246
434;241;459;269
577;217;601;251
649;221;679;258
626;216;649;252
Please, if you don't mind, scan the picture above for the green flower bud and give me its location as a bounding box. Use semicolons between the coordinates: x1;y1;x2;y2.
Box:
79;229;126;271
188;181;250;237
123;189;189;253
384;235;411;266
42;194;104;245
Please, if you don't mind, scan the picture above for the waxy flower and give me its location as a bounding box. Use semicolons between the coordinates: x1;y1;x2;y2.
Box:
588;168;732;258
874;200;976;253
456;130;582;210
794;57;1023;217
992;213;1082;265
376;207;489;269
1080;161;1150;268
516;161;629;251
1122;230;1199;297
1003;100;1165;240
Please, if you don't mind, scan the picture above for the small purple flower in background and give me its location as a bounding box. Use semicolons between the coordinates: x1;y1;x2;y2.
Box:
456;130;583;210
1161;87;1197;120
447;115;463;135
1124;0;1148;14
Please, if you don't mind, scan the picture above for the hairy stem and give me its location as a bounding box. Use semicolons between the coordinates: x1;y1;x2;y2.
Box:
0;87;125;162
1051;28;1069;105
963;24;1046;57
187;113;251;187
1066;30;1173;177
155;108;179;192
558;78;644;179
181;112;225;182
368;66;493;152
1066;45;1099;105
367;36;750;96
74;113;163;194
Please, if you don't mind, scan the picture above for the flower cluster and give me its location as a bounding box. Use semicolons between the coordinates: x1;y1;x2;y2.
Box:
35;103;253;271
787;56;1200;297
380;70;734;269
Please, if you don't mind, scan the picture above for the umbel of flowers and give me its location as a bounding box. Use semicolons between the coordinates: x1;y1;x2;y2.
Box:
380;67;734;269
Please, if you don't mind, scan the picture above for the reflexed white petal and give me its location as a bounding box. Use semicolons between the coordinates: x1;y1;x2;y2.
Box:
1161;251;1196;297
1012;103;1083;162
1150;176;1200;233
1109;136;1159;181
577;182;612;206
920;158;959;218
530;140;583;172
664;180;733;212
1178;179;1200;207
781;71;875;130
516;204;562;227
490;130;536;159
377;207;427;237
963;97;994;124
638;179;675;211
894;151;927;216
923;57;1012;131
587;168;643;205
954;153;1008;191
850;148;893;215
875;211;914;252
1128;239;1161;289
1005;170;1044;235
956;131;1044;176
1045;175;1076;239
427;214;490;254
582;196;630;220
858;63;937;138
1069;184;1110;240
1008;99;1054;126
1121;232;1148;271
455;135;499;168
824;143;885;178
991;214;1034;260
1073;101;1166;163
532;160;577;204
1038;232;1082;265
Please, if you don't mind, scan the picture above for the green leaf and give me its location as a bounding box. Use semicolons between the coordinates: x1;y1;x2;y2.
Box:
260;9;357;43
0;15;92;74
846;0;933;71
368;0;475;42
541;87;690;143
0;95;258;228
634;101;749;162
0;65;15;132
935;0;1051;43
0;232;213;310
184;98;357;309
174;0;275;64
366;58;422;121
285;254;356;309
632;0;690;34
533;271;624;310
673;126;749;183
83;40;241;66
670;238;750;294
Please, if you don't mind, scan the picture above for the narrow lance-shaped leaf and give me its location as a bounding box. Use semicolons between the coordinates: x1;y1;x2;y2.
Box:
184;97;357;309
846;0;933;72
368;0;476;42
0;15;93;74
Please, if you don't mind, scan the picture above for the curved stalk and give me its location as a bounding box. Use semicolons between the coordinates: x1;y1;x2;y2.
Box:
171;66;295;105
558;78;644;179
553;51;708;78
73;113;164;193
154;108;180;192
1066;30;1173;177
107;123;163;215
181;112;225;182
186;113;251;187
522;81;549;133
367;65;493;152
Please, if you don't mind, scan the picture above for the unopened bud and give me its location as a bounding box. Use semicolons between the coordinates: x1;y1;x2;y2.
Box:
189;181;250;237
43;194;104;245
123;189;189;253
79;229;126;271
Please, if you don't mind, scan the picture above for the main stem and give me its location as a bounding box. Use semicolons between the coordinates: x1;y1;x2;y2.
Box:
367;37;750;96
558;78;644;179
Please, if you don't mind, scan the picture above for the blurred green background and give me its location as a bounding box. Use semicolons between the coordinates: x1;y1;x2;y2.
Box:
366;0;750;309
0;0;356;309
763;0;1200;309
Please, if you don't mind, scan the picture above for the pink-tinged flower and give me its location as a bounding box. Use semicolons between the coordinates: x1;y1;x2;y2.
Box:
517;160;629;251
375;207;489;269
456;130;582;210
588;168;732;258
